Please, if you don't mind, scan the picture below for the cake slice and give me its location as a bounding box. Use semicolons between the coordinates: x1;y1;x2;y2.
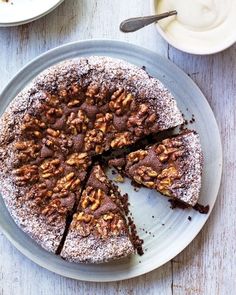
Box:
124;131;203;206
61;165;134;263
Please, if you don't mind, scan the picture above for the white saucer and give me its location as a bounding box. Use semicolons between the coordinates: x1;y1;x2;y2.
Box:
0;0;64;26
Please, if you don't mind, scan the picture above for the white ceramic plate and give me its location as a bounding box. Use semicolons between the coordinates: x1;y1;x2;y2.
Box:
0;40;222;282
0;0;64;27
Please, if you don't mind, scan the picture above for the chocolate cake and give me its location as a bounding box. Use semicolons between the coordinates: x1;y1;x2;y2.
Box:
0;56;184;258
125;131;203;206
61;165;134;263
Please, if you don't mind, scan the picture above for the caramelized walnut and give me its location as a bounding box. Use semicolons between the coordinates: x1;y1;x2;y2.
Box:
21;114;46;132
96;213;125;237
127;150;148;164
76;212;93;223
14;164;38;185
41;199;67;223
66;152;90;169
81;186;105;211
85;82;109;106
84;129;104;153
54;172;81;193
109;89;133;115
45;93;60;107
73;212;93;237
40;158;63;179
127;104;157;136
156;166;180;196
15;140;40;163
93;165;107;183
46;128;60;138
110;214;125;235
45;107;63;121
133;165;157;188
157;166;179;180
67;110;89;135
94;113;114;133
110;132;133;148
156;139;185;162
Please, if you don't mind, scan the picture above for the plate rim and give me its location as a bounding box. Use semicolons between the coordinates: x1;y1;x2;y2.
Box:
0;0;64;27
0;39;223;282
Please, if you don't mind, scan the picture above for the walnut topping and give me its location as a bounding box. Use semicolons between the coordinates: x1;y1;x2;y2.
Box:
67;110;89;135
84;129;104;153
110;132;133;148
68;84;81;96
72;212;93;237
156;165;180;196
110;215;125;234
58;89;68;98
76;212;93;223
81;186;104;211
93;165;107;183
40;158;63;179
133;165;157;188
45;94;60;107
85;82;109;106
15;140;40;162
21;114;46;131
41;199;67;223
96;213;125;237
157;166;179;180
127;104;157;136
46;128;60;137
14;165;38;185
103;213;114;221
86;82;99;98
66;152;90;169
127;150;148;164
156;139;185;162
54;172;81;193
109;89;133;115
94;113;113;133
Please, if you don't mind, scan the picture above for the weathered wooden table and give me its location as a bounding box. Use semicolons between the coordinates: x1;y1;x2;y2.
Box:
0;1;235;294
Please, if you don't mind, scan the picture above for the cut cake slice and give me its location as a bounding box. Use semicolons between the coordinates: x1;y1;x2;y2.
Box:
125;131;203;206
61;164;135;263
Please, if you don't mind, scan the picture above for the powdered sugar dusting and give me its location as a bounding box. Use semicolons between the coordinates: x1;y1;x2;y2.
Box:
61;229;134;264
174;132;203;206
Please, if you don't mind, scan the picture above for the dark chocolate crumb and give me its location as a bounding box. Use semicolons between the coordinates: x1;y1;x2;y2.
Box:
169;199;189;210
188;216;192;221
169;199;210;214
193;203;209;214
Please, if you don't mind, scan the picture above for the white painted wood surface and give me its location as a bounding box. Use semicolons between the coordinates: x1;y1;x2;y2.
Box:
0;1;235;294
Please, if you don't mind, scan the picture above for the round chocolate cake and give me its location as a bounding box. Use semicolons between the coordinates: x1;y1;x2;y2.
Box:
0;56;190;262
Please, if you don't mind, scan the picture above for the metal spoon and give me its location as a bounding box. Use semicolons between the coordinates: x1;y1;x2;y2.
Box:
120;10;177;33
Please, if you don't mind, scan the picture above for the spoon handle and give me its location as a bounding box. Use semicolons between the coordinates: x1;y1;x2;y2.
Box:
120;10;177;33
